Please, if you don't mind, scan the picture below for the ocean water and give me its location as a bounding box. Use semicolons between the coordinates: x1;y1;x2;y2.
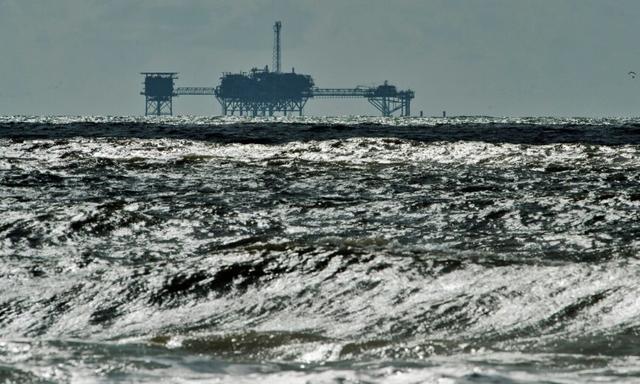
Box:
1;116;640;383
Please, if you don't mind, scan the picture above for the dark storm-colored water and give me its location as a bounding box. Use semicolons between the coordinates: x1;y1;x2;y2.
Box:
1;116;640;383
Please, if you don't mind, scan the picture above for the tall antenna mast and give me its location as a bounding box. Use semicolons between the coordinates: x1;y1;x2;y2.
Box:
273;21;282;73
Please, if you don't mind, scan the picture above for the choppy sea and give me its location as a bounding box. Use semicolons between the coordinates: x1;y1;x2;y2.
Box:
1;116;640;383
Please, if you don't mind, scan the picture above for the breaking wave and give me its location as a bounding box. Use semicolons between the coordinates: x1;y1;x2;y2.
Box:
1;116;640;383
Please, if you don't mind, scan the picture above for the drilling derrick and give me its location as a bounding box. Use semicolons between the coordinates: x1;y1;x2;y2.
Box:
273;21;282;73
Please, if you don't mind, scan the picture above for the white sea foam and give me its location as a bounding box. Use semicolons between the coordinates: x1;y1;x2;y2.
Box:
2;117;640;382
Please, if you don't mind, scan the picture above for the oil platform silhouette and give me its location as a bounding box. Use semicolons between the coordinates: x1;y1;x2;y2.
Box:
141;21;414;117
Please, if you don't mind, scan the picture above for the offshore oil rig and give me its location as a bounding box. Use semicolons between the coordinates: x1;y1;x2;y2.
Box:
142;21;414;117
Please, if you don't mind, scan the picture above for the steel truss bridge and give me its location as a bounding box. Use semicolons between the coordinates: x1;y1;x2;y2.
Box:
312;87;413;117
172;86;414;117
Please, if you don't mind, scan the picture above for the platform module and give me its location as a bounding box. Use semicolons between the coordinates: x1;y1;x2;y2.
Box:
140;73;177;116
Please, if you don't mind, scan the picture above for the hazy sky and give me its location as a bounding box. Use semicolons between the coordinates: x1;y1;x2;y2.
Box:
1;0;640;117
